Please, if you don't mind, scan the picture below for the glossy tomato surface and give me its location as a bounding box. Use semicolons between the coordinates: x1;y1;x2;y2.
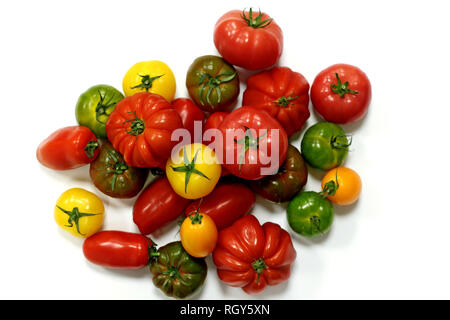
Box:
83;231;155;269
243;66;310;137
218;107;288;180
311;64;371;124
172;98;205;142
214;9;283;70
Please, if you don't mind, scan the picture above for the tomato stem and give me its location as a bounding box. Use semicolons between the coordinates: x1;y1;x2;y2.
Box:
170;147;210;193
234;126;267;171
330;134;352;150
131;74;164;92
252;258;268;284
198;71;236;107
276;95;298;107
96;90;118;124
241;8;273;28
56;206;101;236
105;149;128;191
320;169;340;198
84;140;99;159
122;111;145;136
330;73;359;97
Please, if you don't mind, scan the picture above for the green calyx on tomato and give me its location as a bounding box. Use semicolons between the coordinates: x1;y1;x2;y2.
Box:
198;71;236;106
276;95;298;107
84;140;99;158
56;206;101;236
104;149;128;191
170;147;210;193
330;73;359;97
252;257;268;283
122;111;145;136
241;8;273;28
234;126;267;171
76;85;124;139
131;74;164;92
150;241;207;299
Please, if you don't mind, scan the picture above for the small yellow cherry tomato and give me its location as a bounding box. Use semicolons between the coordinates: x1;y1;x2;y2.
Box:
321;167;362;206
180;209;218;258
54;188;104;238
166;143;221;199
122;60;176;101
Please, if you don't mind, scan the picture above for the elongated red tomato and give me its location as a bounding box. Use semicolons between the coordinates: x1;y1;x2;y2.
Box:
133;177;191;235
212;215;296;294
37;126;99;170
105;92;183;168
214;9;283;70
243;67;310;137
83;231;156;269
185;180;255;230
172;98;205;142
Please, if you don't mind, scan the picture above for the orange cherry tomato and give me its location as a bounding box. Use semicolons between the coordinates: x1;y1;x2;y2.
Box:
321;167;362;205
180;209;218;258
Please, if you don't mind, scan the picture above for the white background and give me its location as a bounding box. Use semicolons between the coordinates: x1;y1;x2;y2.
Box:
1;0;449;299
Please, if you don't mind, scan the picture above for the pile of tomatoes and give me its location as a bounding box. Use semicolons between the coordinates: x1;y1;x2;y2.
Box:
37;8;371;299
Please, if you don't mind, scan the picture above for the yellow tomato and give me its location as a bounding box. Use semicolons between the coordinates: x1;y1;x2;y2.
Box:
166;143;221;199
180;210;218;258
321;167;362;206
122;60;176;101
54;188;104;238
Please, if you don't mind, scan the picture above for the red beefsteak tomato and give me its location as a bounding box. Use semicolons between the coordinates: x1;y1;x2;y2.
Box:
83;231;157;269
218;107;288;180
184;180;255;230
214;9;283;70
212;215;296;294
133;177;191;235
243;67;310;137
36;126;99;170
311;64;372;124
105;92;183;168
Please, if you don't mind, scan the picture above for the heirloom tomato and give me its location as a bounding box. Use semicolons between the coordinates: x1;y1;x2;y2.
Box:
300;122;351;171
218;107;288;180
214;8;283;70
185;180;255;230
105;92;183;168
181;208;218;258
75;84;124;139
311;64;372;124
133;177;191;235
166;143;221;199
243;66;310;137
150;241;207;299
89;141;148;198
122;60;176;102
250;145;308;203
54;188;104;238
83;231;158;269
37;126;99;170
321;167;362;205
172;98;205;142
212;215;296;294
203;111;230;176
186;55;239;112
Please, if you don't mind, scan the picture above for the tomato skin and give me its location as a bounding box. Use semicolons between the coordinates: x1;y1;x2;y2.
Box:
322;167;362;205
172;98;205;141
89;141;148;199
287;191;334;238
203;112;230;176
218;107;288;180
180;212;218;258
37;126;99;170
83;231;154;269
243;67;310;137
184;181;255;230
186;55;239;112
75;84;124;139
105;92;183;168
212;215;296;294
301;122;350;171
133;177;191;235
214;9;283;70
311;64;372;124
250;145;308;203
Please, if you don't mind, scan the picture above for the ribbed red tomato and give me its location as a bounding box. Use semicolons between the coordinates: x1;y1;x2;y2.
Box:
214;9;283;70
105;92;183;168
243;67;310;137
212;215;296;294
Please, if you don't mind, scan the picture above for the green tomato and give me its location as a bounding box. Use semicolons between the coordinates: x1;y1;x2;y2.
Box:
300;122;351;170
150;241;207;299
75;85;124;139
287;191;334;238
